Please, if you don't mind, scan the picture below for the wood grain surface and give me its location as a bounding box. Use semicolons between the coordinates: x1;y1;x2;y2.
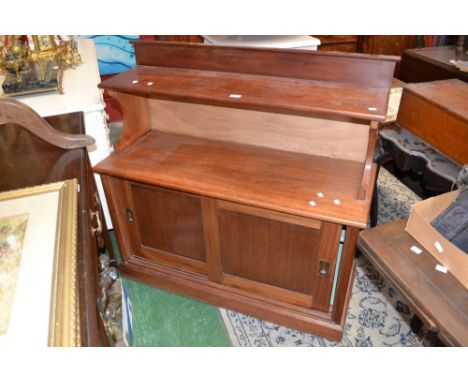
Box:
150;99;370;162
132;41;397;88
397;79;468;165
359;219;468;346
100;66;391;121
95;131;370;228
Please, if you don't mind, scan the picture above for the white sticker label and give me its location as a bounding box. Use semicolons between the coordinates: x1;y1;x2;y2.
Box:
434;241;444;253
229;94;242;99
435;264;448;273
368;107;377;111
308;200;316;207
147;81;154;86
410;245;422;255
317;192;324;198
333;199;341;205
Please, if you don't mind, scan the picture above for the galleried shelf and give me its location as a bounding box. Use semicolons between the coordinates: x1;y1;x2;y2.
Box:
94;41;397;341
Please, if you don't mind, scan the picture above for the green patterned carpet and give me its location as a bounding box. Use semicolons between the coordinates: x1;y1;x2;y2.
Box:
122;278;230;346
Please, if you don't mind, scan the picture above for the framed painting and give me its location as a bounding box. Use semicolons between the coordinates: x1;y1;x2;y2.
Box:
0;179;79;347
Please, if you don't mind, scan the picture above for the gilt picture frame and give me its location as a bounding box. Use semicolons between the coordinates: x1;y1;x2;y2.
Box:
0;179;79;346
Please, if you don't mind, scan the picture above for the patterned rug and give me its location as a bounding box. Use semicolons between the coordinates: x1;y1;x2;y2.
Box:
219;167;425;347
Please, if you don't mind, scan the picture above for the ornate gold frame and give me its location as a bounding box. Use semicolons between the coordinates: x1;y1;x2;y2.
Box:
0;180;80;346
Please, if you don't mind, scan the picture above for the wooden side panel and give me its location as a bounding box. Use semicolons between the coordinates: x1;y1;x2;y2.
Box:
108;91;150;153
358;121;379;200
332;226;359;323
150;99;370;162
219;209;320;295
100;175;141;261
130;183;206;262
133;41;397;89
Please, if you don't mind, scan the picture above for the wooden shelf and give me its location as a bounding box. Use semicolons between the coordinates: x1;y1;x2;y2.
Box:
95;131;370;228
99;65;390;121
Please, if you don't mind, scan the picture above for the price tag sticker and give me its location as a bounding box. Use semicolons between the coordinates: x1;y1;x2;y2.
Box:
410;245;422;255
434;241;444;253
435;264;448;274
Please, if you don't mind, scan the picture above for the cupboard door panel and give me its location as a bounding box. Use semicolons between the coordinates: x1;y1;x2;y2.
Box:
219;209;320;295
131;183;207;263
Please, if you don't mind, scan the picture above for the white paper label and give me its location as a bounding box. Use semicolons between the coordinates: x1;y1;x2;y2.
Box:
229;94;242;99
308;200;316;207
333;199;341;205
410;245;422;255
317;192;324;198
434;241;444;253
435;264;448;273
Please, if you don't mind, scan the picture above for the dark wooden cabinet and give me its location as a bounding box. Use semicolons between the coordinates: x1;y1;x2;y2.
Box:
398;45;468;83
317;35;358;52
0;101;111;346
317;35;415;55
95;41;397;341
154;35;204;43
357;35;416;56
149;35;420;58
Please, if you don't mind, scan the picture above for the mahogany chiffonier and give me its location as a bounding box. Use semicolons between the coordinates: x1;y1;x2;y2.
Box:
94;41;397;341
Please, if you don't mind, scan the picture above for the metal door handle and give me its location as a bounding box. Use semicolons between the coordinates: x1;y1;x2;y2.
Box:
319;260;330;276
90;210;103;236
